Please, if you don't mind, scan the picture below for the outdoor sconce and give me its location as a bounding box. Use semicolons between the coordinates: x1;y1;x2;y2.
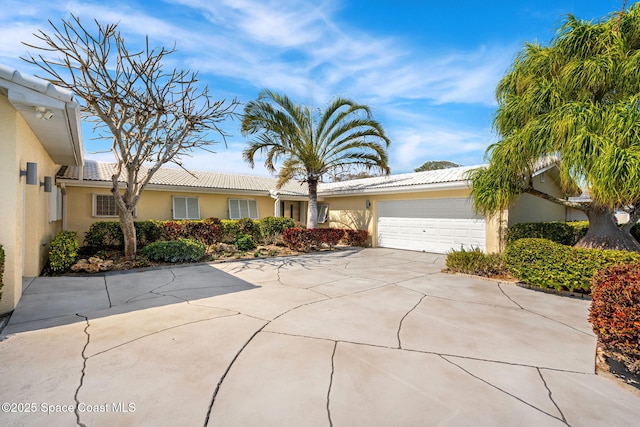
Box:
41;176;52;193
20;162;38;185
35;106;54;120
366;199;371;209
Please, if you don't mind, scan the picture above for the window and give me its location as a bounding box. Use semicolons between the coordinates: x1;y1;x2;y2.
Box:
173;196;200;220
228;199;258;219
318;204;329;223
93;194;118;217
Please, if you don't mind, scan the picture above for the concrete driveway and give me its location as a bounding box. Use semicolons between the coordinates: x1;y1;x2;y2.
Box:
1;248;638;426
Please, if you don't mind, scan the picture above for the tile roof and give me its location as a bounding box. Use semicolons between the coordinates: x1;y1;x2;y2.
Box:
58;161;309;196
317;165;484;195
58;161;483;197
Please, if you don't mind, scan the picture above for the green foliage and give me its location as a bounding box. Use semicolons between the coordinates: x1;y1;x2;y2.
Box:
506;221;589;246
0;245;4;299
142;238;206;263
234;233;257;251
259;216;295;244
49;231;79;273
85;220;163;251
414;160;460;172
241;89;391;228
589;263;640;374
446;247;507;277
505;238;640;292
472;5;640;234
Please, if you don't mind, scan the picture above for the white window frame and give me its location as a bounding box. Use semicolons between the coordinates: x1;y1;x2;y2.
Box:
92;193;136;218
317;203;329;224
172;196;200;220
228;198;259;220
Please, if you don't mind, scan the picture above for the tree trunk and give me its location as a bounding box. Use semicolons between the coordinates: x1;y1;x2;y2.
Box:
307;178;319;229
119;209;137;260
576;208;640;252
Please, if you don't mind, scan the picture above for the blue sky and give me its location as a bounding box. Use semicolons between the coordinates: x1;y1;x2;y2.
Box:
0;0;625;176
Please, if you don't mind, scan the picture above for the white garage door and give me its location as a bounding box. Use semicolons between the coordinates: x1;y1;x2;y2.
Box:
376;198;485;254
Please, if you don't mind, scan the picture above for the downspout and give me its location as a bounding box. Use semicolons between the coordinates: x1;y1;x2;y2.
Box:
60;183;67;230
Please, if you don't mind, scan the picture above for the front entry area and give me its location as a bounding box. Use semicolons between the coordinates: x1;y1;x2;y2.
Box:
376;198;486;254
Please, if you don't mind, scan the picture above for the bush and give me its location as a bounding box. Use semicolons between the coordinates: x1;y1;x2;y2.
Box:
182;220;223;244
589;263;640;374
85;220;163;250
446;247;507;277
234;233;257;251
282;227;314;251
506;221;588;246
343;229;369;247
309;228;345;249
142;238;206;263
49;231;79;273
505;238;640;292
259;216;295;244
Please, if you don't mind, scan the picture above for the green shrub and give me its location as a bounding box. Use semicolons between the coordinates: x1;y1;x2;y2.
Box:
142;238;206;263
49;231;79;273
0;244;4;299
505;238;640;292
506;221;588;246
234;233;257;251
446;247;507;277
85;220;163;250
259;216;295;244
589;263;640;374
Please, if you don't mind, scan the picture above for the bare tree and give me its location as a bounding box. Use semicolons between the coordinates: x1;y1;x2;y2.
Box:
23;15;239;259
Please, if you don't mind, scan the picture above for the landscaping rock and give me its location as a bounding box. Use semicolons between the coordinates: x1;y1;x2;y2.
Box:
71;257;114;273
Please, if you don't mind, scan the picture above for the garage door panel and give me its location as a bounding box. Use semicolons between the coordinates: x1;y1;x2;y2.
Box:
377;202;486;254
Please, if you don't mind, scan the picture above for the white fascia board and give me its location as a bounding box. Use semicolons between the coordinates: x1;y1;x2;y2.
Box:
318;180;471;197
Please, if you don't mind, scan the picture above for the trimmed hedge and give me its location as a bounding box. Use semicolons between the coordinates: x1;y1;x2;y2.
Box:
446;247;507;277
84;220;164;250
142;238;206;263
505;238;640;292
49;231;79;273
506;221;589;246
259;216;295;244
589;263;640;374
283;227;368;251
342;229;370;247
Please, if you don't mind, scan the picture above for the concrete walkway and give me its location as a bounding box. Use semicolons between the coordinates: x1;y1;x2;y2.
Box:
1;248;638;426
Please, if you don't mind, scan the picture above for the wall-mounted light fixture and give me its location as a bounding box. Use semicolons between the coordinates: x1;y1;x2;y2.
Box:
35;106;54;120
41;176;52;193
20;162;38;185
366;199;371;209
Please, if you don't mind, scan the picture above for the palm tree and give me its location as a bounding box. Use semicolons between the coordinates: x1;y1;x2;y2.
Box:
241;90;391;228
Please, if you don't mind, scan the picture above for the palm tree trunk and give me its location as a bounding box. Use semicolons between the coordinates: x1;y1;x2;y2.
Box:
307;178;319;229
576;207;640;251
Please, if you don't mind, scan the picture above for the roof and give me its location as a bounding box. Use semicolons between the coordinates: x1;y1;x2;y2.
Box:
58;161;482;198
58;161;309;196
318;165;483;196
0;64;83;166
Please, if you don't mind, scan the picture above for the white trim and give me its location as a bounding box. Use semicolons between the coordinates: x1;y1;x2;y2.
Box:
317;203;329;224
172;196;200;220
92;193;119;217
228;198;259;220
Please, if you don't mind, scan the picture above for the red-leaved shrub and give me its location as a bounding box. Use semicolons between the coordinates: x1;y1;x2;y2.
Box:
309;229;345;249
589;263;640;374
282;227;313;251
163;221;184;241
343;229;369;247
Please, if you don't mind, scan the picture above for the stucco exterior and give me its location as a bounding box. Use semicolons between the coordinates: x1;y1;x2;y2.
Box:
64;184;279;243
0;95;64;312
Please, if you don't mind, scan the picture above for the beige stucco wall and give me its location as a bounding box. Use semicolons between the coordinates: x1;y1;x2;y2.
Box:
0;95;61;314
64;185;279;242
323;188;494;248
507;172;567;225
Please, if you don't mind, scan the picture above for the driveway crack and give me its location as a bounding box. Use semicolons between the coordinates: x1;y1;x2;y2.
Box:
498;283;523;309
537;368;569;425
74;314;90;427
440;355;570;425
397;294;427;349
327;341;337;427
103;276;112;308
